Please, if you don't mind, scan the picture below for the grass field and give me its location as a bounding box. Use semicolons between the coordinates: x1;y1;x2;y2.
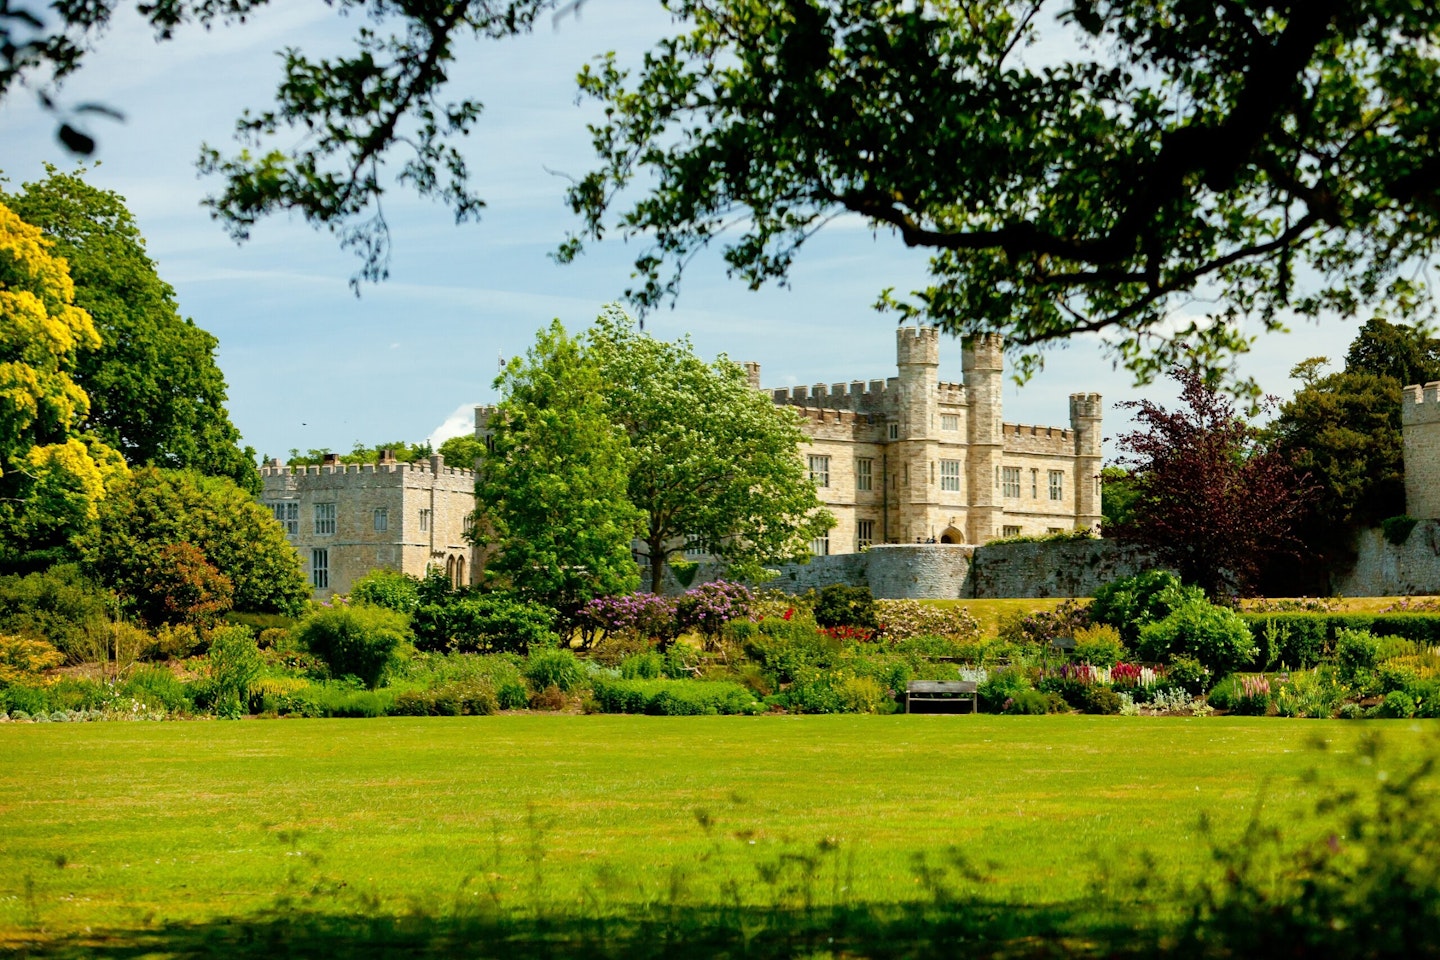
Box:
2;715;1435;957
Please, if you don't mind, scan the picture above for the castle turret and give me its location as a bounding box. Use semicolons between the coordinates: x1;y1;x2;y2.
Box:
1069;392;1103;532
962;333;1004;542
1403;382;1440;519
892;326;942;541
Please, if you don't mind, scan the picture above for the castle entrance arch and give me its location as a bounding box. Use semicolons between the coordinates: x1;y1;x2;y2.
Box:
939;527;964;544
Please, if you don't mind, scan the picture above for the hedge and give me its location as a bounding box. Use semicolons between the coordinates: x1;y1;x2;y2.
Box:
591;678;763;716
1240;613;1440;669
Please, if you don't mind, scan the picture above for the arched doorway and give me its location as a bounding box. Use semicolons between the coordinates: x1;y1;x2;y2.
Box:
444;555;456;586
455;555;466;588
939;526;964;544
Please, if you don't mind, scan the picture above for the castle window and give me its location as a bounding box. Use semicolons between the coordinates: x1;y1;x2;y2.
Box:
856;457;873;492
941;414;959;431
1049;470;1064;501
373;507;388;532
311;548;329;589
856;519;874;551
419;508;431;533
808;455;830;488
270;502;298;536
888;423;899;440
684;535;711;559
811;531;830;556
940;459;961;492
1031;468;1038;498
314;503;336;536
1002;467;1021;498
1002;525;1022;538
1048;527;1065;534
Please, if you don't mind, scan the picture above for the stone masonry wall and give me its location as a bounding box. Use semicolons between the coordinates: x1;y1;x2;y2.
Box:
1333;522;1440;596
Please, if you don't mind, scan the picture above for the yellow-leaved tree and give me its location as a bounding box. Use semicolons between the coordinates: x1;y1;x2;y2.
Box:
0;200;125;568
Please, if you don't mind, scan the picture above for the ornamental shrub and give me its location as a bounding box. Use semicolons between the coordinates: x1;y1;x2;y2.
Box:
813;584;878;630
1378;690;1415;719
349;570;422;613
620;651;664;680
876;600;981;642
1072;624;1125;667
1090;570;1202;643
0;633;64;685
675;580;753;647
296;604;410;689
1137;599;1256;675
590;678;761;715
578;593;681;648
0;564;113;663
121;666;191;714
1165;655;1212;696
1004;689;1051;715
524;646;585;693
978;667;1033;713
137;542;234;627
1081;683;1123;715
204;625;264;717
413;592;557;654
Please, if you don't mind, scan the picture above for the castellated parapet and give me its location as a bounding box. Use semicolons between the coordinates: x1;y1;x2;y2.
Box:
1403;382;1440;519
750;325;1103;552
260;452;477;598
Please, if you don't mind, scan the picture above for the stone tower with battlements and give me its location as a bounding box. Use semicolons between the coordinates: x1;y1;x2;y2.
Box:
1403;382;1440;519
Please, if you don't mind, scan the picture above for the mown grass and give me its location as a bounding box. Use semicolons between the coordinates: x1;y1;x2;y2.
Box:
2;715;1434;957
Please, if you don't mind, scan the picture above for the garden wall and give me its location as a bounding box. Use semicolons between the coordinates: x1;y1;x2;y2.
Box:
1334;522;1440;596
765;540;1154;600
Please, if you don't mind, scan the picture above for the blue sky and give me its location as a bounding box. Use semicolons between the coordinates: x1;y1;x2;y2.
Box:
0;2;1368;462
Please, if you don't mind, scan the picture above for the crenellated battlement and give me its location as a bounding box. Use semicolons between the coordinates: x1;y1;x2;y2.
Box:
1403;382;1440;425
1069;392;1103;421
260;455;474;485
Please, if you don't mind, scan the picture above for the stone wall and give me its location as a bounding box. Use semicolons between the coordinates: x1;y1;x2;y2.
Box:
1333;522;1440;597
760;538;1153;599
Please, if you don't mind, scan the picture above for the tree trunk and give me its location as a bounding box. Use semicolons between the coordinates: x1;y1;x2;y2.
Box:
648;537;666;595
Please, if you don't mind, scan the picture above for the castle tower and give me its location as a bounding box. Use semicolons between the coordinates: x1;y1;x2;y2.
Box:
893;326;941;542
1403;383;1440;519
1069;392;1103;531
963;333;1004;542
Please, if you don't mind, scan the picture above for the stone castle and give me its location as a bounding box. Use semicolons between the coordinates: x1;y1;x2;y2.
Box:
263;327;1101;596
749;327;1102;552
259;451;478;598
1404;382;1440;519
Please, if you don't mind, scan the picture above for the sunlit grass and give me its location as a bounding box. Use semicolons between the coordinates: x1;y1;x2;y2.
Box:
1;714;1429;949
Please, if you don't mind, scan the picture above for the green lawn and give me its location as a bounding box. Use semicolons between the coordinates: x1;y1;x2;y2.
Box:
1;715;1433;957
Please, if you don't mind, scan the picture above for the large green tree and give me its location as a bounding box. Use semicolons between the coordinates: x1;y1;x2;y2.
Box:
3;168;259;493
0;199;126;570
474;320;642;615
586;309;833;590
79;466;309;618
7;3;1440;382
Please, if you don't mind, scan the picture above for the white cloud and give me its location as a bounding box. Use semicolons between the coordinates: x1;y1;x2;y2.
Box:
428;403;481;447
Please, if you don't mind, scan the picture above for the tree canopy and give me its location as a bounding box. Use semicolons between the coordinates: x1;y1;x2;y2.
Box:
1110;368;1311;598
2;167;259;493
474;320;641;615
79;466;309;618
586;309;834;589
0;198;125;570
8;3;1439;380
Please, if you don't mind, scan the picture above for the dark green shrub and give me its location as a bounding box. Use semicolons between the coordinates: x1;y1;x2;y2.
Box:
1381;514;1420;546
1081;684;1122;715
1003;689;1051;715
1334;628;1380;675
1038;675;1087;710
295;605;409;689
1238;613;1440;662
0;564;113;662
1377;690;1415;719
663;643;702;679
281;683;393;718
1408;679;1440;719
1376;635;1419;661
591;678;762;715
204;625;264;717
813;584;878;630
620;651;663;679
1166;655;1212;696
978;668;1033;712
742;622;841;684
1138;600;1256;675
524;646;584;693
1090;571;1201;643
391;680;497;717
1206;675;1240;712
349;569;422;613
1;683;53;716
413;593;557;654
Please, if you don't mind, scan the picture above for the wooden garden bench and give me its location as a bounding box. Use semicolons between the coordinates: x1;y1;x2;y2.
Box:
904;680;978;714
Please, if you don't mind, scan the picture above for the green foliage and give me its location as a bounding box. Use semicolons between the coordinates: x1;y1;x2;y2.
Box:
1136;599;1257;675
391;680;497;717
742;620;841;686
1164;656;1212;697
412;592;558;655
270;682;395;719
349;569;422;614
1071;624;1125;668
1080;684;1122;716
978;668;1034;713
136;541;234;627
586;309;833;589
590;677;762;715
1004;690;1052;715
436;435;484;469
523;646;585;694
296;604;410;689
1381;515;1420;546
619;651;664;680
1237;613;1440;664
876;599;982;643
1272;669;1346;719
476;319;641;614
1378;690;1416;719
1090;571;1202;644
286;440;431;467
3;167;258;493
1100;466;1138;533
204;625;264;718
121;665;192;714
0;563;113;662
812;584;877;630
81;466;309;616
1335;629;1381;682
